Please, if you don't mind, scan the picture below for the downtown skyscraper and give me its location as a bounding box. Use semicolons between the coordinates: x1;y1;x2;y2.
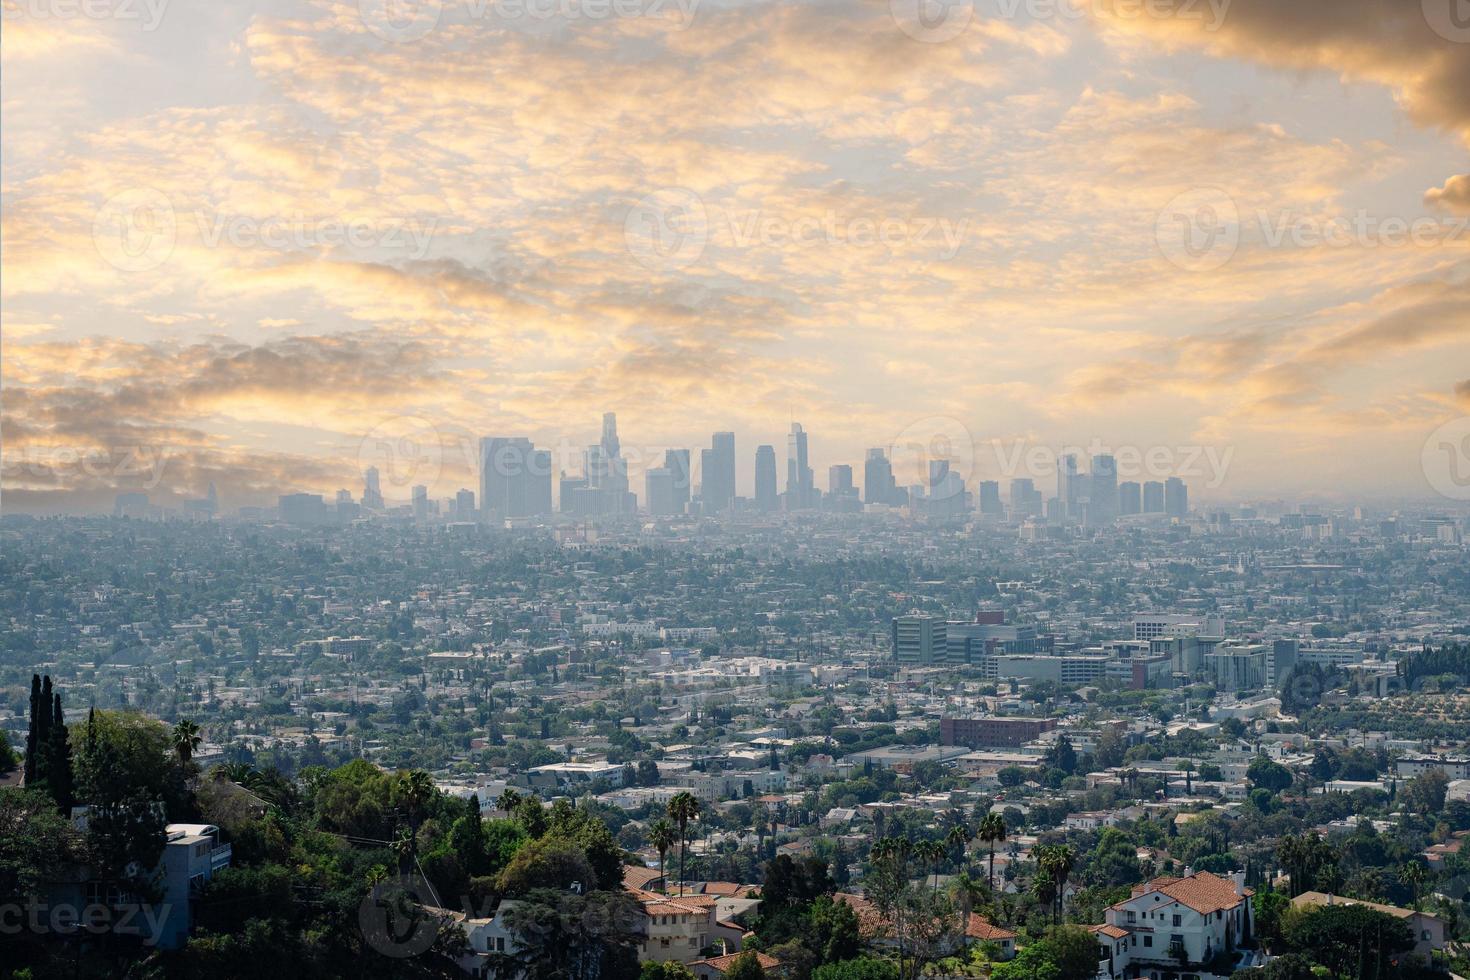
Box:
701;431;736;514
786;423;816;509
754;445;778;512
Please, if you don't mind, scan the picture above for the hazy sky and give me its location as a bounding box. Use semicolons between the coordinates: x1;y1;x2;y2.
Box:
3;0;1468;512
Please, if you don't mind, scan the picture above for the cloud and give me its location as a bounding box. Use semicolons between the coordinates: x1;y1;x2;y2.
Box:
1426;173;1470;216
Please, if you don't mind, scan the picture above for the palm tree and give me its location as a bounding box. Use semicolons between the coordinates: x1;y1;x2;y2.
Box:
1401;860;1428;910
947;821;973;871
978;812;1007;890
496;787;522;814
950;870;987;935
667;791;701;897
1037;844;1075;925
918;838;946;894
650;819;678;895
171;719;202;764
1183;759;1196;795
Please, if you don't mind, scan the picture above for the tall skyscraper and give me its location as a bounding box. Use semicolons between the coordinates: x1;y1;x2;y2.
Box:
1058;453;1081;520
1165;476;1189;517
703;431;736;514
665;449;692;514
1143;480;1166;513
480;437;553;520
828;464;853;494
571;413;636;515
754;445;778;511
786;422;814;509
362;467;384;510
978;480;1003;516
864;448;899;506
1090;453;1118;524
411;484;430;521
645;467;676;516
1009;478;1041;517
1119;480;1142;516
455;488;476;519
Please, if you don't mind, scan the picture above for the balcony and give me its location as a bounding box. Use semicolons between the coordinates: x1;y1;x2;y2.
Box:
210;843;233;871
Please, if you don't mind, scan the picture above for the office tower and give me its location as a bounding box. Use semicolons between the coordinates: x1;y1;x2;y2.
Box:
786;422;814;509
334;489;360;521
978;480;1002;516
1009;478;1041;517
480;437;553;520
411;484;430;520
280;492;327;525
665;449;692;514
1165;476;1188;517
826;463;860;513
571;413;636;516
336;489;352;505
828;464;853;494
559;473;587;513
703;431;736;514
1058;453;1080;520
455;488;475;519
864;448;899;506
362;466;384;510
892;614;947;665
645;467;676;516
1119;481;1141;516
1089;454;1117;524
924;458;968;520
755;445;778;511
1270;638;1299;688
1143;480;1165;513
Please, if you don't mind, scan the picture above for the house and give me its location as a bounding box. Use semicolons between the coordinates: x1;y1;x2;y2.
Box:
832;892;1014;960
436;900;523;979
632;889;746;964
963;916;1017;959
1093;870;1254;979
689;950;783;978
1291;892;1445;960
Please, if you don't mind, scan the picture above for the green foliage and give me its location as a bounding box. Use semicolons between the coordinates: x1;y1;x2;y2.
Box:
811;958;899;980
1280;902;1415;979
722;951;767;980
992;926;1099;980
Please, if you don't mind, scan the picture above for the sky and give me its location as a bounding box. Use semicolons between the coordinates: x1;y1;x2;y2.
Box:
2;0;1468;513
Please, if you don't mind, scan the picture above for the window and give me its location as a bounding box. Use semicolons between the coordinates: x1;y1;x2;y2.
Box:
1127;911;1136;923
1172;914;1181;927
1144;936;1152;948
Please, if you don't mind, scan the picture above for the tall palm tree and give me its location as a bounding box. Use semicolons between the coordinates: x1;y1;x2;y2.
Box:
949;870;987;935
649;819;678;895
667;791;701;897
1037;843;1075;925
918;838;945;894
1400;860;1428;910
978;812;1007;890
496;787;522;814
171;718;202;764
947;821;973;871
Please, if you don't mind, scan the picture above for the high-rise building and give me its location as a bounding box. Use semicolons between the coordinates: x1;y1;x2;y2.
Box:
1142;480;1166;513
411;484;430;521
1089;454;1117;524
645;467;677;516
665;449;692;514
455;488;475;519
1118;481;1141;516
480;437;552;520
892;614;947;665
1009;478;1042;517
978;480;1003;516
570;413;636;516
754;445;778;511
1165;476;1189;517
362;467;384;510
279;493;327;525
786;423;815;509
828;464;853;494
864;448;900;506
1058;453;1081;520
703;431;736;514
922;458;968;520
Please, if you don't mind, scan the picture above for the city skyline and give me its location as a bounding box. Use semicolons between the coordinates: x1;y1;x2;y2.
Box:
2;0;1469;513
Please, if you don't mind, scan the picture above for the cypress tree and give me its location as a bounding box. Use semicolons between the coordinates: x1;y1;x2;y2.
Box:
24;674;40;785
49;691;73;814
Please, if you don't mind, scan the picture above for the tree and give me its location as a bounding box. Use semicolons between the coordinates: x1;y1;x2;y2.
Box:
637;759;661;787
1403;770;1449;814
1035;844;1076;925
496;888;642;980
497;787;523;813
172;718;202;764
812;960;898;980
496;837;596;896
1280;902;1413;979
997;766;1027;788
722;951;766;980
992;925;1098;980
1399;860;1427;911
46;691;73;814
978;812;1007;889
640;964;697;980
1247;755;1293;794
650;819;678;894
667;791;701;897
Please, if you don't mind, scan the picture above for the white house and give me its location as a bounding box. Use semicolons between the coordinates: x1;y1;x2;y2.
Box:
1092;870;1254;980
